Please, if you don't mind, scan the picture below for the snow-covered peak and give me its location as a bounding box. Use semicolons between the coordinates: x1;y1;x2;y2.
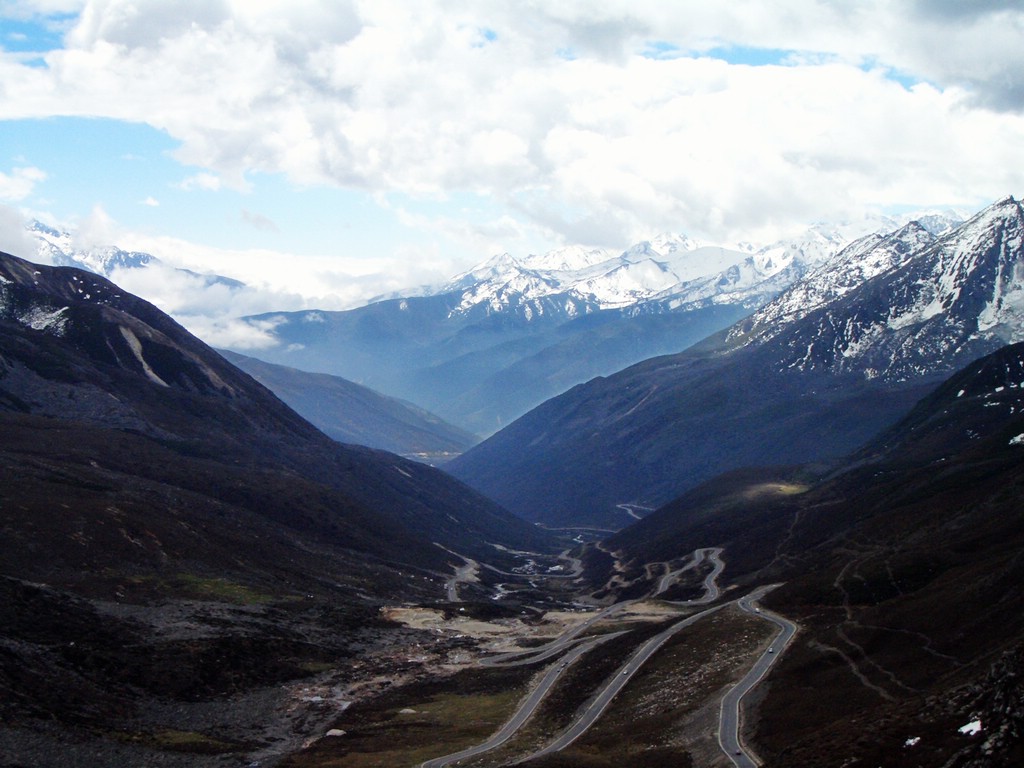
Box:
29;219;158;276
431;212;958;321
24;220;245;292
738;220;939;343
520;245;611;273
624;232;702;262
730;196;1024;382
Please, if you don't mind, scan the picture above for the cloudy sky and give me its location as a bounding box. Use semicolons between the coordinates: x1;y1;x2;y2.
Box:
1;0;1023;343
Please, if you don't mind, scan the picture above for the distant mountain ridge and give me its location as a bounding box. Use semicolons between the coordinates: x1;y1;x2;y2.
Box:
29;220;244;289
220;349;475;462
235;210;961;434
447;196;1021;527
20;210;963;436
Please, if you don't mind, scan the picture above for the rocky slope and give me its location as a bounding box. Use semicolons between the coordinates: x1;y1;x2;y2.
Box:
448;197;1023;528
600;340;1024;767
0;247;565;766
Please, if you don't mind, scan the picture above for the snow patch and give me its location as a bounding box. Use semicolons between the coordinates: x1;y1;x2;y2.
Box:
904;736;921;747
118;326;169;387
20;305;70;336
958;719;982;736
1009;434;1024;446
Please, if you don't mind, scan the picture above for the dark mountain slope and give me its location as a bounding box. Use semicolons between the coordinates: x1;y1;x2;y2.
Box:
602;342;1024;766
448;197;1024;528
0;249;561;765
0;250;552;562
219;349;476;461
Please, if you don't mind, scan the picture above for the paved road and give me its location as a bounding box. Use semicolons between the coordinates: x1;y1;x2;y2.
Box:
525;603;725;760
424;546;732;765
521;547;728;759
655;548;705;595
483;545;723;668
420;634;622;768
698;547;725;602
718;585;797;767
444;558;478;602
479;600;633;667
657;547;724;601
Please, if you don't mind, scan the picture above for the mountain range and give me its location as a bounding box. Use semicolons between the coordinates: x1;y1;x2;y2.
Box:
0;249;553;570
4;197;1023;767
29;220;245;289
231;212;960;435
447;196;1024;528
22;211;962;441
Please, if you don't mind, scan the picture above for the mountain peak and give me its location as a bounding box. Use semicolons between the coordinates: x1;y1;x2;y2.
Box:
624;232;701;261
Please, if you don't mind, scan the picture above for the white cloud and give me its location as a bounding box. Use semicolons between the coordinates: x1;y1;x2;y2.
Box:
0;203;37;257
176;173;226;192
114;229;458;310
70;203;117;249
2;0;1024;253
0;165;46;201
140;195;159;206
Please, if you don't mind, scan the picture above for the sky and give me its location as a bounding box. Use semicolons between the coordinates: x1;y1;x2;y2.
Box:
1;0;1024;345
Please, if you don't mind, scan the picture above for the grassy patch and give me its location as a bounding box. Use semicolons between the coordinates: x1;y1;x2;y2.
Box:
283;666;536;767
174;573;278;604
115;729;243;755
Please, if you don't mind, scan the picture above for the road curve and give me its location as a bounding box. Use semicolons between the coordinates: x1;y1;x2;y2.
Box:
526;603;725;760
657;547;725;601
419;634;621;768
523;547;729;759
718;585;797;767
424;547;731;765
655;548;705;595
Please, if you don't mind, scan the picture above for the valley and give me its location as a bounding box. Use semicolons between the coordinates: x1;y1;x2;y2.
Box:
3;197;1024;767
280;542;790;768
6;1;1024;764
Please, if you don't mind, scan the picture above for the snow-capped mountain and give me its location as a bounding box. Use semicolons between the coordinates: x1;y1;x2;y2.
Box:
430;212;964;324
437;235;765;316
730;220;940;343
447;196;1017;527
27;221;244;289
234;208;964;435
737;195;1024;382
31;221;157;275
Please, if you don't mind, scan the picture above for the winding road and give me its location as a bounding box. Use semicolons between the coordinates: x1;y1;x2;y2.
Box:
419;634;623;768
656;547;725;600
421;546;795;768
524;603;725;760
718;585;798;767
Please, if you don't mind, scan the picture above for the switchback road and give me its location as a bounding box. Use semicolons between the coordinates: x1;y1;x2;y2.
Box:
718;585;797;767
421;547;734;766
420;633;624;768
524;602;725;760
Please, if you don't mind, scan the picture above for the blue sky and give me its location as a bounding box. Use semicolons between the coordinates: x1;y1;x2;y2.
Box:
1;1;1023;344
